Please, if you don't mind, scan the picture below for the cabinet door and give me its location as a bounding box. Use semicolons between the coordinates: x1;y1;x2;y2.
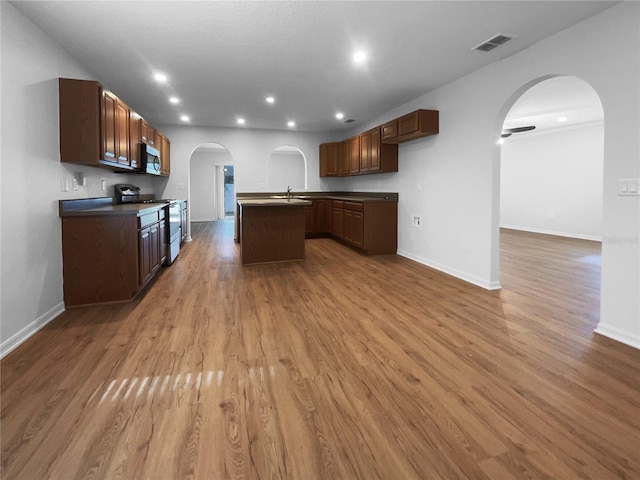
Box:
344;210;364;248
319;143;339;177
398;111;420;136
150;223;161;273
339;139;350;176
148;126;156;146
304;205;315;235
369;128;381;172
102;91;118;162
349;136;360;174
332;208;344;239
129;114;141;169
160;135;170;176
314;199;332;234
360;131;371;172
139;226;152;286
140;119;150;144
381;120;398;142
115;100;130;165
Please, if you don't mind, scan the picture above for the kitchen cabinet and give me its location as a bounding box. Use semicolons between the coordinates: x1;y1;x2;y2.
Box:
333;200;397;255
359;127;398;174
332;200;345;239
138;210;164;287
159;133;171;176
179;200;188;243
314;199;332;234
59;78;170;173
319;142;340;177
129;113;141;170
304;205;315;235
343;202;364;248
339;139;350;176
349;136;361;175
60;203;168;307
381;119;398;142
384;109;439;144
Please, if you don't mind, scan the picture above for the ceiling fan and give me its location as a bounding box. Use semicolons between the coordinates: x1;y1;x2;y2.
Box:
501;125;536;138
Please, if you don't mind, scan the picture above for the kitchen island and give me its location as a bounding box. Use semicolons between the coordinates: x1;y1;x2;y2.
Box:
237;198;312;265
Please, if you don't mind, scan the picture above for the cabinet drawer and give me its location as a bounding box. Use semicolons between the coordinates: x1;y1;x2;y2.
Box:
139;211;159;228
344;201;364;212
332;200;344;209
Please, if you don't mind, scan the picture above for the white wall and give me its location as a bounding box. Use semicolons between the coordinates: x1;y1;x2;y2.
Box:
322;3;640;347
0;3;165;356
267;151;306;191
500;123;604;240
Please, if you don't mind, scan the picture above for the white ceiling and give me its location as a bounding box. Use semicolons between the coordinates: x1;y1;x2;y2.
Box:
11;1;616;133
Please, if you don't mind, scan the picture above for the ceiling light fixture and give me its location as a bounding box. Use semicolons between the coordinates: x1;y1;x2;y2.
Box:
237;118;246;125
335;112;344;120
266;96;275;104
180;115;190;122
353;51;367;63
287;121;296;128
154;73;167;83
558;116;568;122
169;97;180;104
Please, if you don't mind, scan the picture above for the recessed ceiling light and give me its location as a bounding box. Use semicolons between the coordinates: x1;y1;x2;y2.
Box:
287;121;296;128
154;73;167;83
180;115;190;122
353;51;367;63
237;118;246;125
558;116;568;122
169;97;180;104
265;96;275;104
335;112;344;120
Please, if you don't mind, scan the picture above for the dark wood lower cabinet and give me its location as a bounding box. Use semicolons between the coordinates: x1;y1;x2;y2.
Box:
330;200;396;255
332;201;345;240
344;208;364;249
61;207;167;307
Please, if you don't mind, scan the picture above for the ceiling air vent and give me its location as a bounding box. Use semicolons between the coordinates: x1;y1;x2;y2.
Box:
472;33;516;52
344;118;356;123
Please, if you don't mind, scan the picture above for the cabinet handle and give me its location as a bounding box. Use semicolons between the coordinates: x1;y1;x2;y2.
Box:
104;152;115;158
118;156;127;162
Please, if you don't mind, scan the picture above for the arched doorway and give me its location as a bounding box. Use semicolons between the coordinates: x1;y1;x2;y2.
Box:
188;142;234;238
267;145;308;191
493;74;604;319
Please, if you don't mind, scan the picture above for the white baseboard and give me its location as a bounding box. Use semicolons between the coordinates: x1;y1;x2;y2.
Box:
397;250;502;291
595;323;640;349
501;225;601;242
0;302;65;359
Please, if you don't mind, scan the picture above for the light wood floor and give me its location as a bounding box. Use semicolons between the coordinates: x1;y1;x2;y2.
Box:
2;223;638;479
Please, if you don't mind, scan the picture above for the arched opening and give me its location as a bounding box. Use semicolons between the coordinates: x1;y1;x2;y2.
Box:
188;142;234;240
493;75;604;325
267;145;308;191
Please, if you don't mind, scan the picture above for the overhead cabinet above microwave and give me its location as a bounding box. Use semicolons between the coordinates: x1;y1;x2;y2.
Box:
58;78;170;176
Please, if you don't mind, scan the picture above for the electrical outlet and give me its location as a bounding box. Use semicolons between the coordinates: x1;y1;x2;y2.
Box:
619;178;640;196
178;182;184;190
61;178;69;192
412;216;421;227
416;183;422;191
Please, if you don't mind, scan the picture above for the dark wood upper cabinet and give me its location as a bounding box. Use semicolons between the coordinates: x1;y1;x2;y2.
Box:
360;127;398;175
385;109;439;144
339;139;350;176
319;142;340;177
381;119;398;142
59;78;169;174
349;136;360;175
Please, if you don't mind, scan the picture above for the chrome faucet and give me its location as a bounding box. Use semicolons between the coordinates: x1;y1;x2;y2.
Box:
287;186;292;198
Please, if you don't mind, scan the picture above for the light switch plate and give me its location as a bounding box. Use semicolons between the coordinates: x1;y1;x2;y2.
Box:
619;178;640;196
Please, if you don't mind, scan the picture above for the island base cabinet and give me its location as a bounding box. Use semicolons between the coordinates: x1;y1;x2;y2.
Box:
239;204;306;265
61;215;139;307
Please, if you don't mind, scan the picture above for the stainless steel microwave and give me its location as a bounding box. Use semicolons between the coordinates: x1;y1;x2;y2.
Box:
141;143;162;175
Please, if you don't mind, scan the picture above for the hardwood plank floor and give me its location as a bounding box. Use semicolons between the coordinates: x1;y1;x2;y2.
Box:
2;223;638;479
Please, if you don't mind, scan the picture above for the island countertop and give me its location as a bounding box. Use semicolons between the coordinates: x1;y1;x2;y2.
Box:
236;198;312;207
